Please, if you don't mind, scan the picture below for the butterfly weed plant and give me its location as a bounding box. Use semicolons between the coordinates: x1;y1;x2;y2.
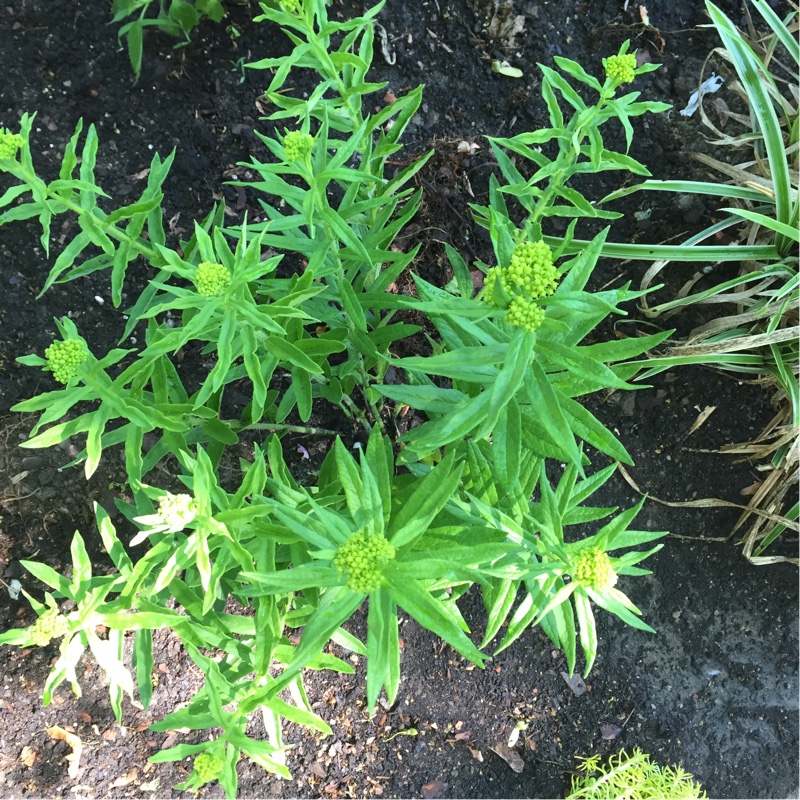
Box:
0;2;671;794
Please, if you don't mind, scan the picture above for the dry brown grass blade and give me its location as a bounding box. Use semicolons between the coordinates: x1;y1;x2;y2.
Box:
687;297;796;340
723;410;799;565
691;151;778;194
616;463;799;542
664;326;800;357
687;277;780;309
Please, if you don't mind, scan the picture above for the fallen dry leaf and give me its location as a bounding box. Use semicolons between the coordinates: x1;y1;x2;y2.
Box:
468;747;484;762
309;762;326;779
561;671;587;696
110;767;138;788
457;140;480;156
139;778;160;792
601;723;622;740
19;745;36;767
685;405;717;438
740;481;763;497
160;731;180;750
421;780;447;798
45;726;83;779
489;741;524;773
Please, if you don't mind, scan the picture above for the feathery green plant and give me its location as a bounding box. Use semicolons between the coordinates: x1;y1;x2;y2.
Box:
567;748;707;799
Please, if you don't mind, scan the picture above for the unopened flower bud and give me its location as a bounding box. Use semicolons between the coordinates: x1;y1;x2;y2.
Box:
0;129;24;161
195;261;231;296
193;751;225;784
506;295;545;332
29;609;69;647
45;339;86;384
283;130;314;162
334;531;395;593
573;547;618;592
158;493;197;532
506;241;558;298
604;53;637;85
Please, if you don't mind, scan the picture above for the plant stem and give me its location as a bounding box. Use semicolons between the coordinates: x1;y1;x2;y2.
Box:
18;163;161;264
236;422;340;436
339;391;372;432
528;90;615;230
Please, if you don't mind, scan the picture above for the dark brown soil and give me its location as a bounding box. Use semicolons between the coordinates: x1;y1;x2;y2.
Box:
0;0;797;798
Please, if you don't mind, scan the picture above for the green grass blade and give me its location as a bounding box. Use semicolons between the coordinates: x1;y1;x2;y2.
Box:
544;235;779;262
720;207;800;242
602;179;770;204
752;0;799;67
707;1;793;251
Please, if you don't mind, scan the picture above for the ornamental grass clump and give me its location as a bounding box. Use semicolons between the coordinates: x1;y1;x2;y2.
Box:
599;0;799;565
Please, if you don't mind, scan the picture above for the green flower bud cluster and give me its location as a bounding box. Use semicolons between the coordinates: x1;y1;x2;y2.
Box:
506;241;559;298
283;130;314;162
278;0;301;11
193;751;224;784
45;339;86;384
573;547;618;592
483;240;558;332
482;266;511;306
29;609;69;647
158;493;197;532
334;531;395;593
604;53;637;85
0;129;24;161
195;261;231;296
506;295;545;332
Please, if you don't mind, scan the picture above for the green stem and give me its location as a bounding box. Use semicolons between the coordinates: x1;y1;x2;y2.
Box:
527;88;616;230
20;163;160;263
299;14;363;129
339;391;372;432
235;422;340;436
356;362;386;434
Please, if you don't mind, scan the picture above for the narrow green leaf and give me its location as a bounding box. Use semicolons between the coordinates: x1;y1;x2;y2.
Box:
386;574;487;667
388;455;464;549
366;587;400;711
